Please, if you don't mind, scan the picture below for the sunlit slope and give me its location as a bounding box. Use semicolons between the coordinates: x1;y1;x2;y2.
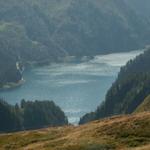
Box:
0;112;150;150
135;95;150;113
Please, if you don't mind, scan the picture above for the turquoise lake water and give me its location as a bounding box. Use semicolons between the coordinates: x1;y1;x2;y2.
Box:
0;50;143;124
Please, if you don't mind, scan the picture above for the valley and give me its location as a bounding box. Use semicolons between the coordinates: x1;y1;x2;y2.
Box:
0;50;143;124
0;0;150;88
0;0;150;149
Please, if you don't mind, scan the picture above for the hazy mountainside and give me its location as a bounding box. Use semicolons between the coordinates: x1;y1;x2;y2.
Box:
125;0;150;19
135;95;150;113
0;0;150;85
0;112;150;150
80;48;150;124
0;50;21;86
0;22;50;87
0;100;68;132
0;22;49;62
1;0;149;56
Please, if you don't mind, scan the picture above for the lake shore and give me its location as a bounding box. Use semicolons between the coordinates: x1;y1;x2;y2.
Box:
0;79;25;90
0;50;145;124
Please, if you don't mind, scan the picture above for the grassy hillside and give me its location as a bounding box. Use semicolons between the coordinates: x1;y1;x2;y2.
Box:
135;95;150;113
0;112;150;150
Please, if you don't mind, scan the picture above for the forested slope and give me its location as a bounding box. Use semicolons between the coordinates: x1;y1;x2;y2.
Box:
2;0;148;55
1;0;149;56
80;48;150;124
0;100;68;132
0;0;150;87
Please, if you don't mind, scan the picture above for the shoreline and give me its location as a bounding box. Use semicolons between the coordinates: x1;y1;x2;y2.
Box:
0;48;146;91
0;79;25;90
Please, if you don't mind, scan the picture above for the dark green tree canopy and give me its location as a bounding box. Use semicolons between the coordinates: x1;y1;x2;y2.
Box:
80;48;150;124
0;99;68;132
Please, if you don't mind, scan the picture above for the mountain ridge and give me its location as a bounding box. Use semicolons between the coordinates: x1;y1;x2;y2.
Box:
1;0;150;87
0;0;150;86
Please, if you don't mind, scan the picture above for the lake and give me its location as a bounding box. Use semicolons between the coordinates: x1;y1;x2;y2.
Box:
0;50;143;124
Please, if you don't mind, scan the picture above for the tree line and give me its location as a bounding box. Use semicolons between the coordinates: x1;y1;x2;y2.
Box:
0;99;68;132
80;48;150;124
